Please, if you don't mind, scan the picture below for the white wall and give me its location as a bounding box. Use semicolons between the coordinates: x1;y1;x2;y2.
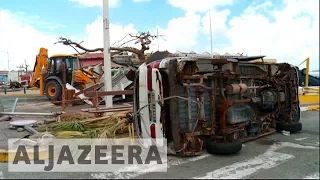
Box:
7;70;19;82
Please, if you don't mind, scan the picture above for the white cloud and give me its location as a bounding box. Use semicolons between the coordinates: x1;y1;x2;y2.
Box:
69;0;151;8
0;10;140;71
69;0;120;8
201;9;230;37
168;0;233;12
202;0;319;69
1;0;318;74
81;16;140;49
0;10;77;71
148;12;202;52
133;0;151;2
81;12;202;53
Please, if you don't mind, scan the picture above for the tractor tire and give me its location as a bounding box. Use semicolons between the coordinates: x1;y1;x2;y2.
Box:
206;140;242;155
45;80;62;101
276;122;302;133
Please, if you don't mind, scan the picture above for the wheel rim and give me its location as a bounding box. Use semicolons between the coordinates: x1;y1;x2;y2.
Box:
48;84;56;97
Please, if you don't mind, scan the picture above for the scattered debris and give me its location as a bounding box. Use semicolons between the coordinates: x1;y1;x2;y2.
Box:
281;130;290;136
10;120;37;127
24;125;40;135
0;115;11;122
17;128;24;132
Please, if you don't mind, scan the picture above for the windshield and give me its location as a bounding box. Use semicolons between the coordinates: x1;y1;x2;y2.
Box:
49;57;80;71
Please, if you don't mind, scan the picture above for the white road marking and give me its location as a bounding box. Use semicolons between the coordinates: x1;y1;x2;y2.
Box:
295;137;309;141
91;141;319;179
194;141;318;179
91;153;210;179
300;107;308;111
304;172;320;179
169;153;210;166
193;151;294;179
0;171;3;179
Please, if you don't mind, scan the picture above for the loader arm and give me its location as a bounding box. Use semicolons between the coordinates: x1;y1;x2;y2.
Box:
29;48;49;88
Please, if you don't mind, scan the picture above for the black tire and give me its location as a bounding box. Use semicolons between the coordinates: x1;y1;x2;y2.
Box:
276;122;302;133
45;80;62;101
206;140;242;155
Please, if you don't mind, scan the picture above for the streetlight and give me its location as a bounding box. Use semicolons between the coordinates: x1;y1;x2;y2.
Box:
103;0;113;108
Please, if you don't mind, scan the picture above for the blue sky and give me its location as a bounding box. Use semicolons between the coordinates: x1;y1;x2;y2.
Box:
0;0;318;70
0;0;285;31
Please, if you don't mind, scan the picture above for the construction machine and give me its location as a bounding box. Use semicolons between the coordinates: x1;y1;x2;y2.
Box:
29;47;101;101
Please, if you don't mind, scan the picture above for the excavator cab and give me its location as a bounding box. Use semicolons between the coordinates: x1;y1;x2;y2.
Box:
44;54;80;100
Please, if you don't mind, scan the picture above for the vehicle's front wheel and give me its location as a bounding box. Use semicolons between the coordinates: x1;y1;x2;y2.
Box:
206;140;242;155
276;122;302;133
45;80;62;101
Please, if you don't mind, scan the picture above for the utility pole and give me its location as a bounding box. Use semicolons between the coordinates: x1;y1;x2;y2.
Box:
209;9;213;56
103;0;113;108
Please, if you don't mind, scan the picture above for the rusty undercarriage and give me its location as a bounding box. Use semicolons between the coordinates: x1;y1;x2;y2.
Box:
141;56;302;156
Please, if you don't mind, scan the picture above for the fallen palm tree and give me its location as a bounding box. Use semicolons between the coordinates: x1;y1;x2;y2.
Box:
36;111;132;139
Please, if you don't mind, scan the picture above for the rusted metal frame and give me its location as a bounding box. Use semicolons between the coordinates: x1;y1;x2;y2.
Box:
182;83;213;90
185;131;201;137
84;90;133;97
210;58;229;65
185;82;192;134
62;63;67;111
181;75;206;79
217;65;228;142
74;83;104;96
88;107;133;113
81;105;133;112
229;99;252;104
240;128;276;143
92;84;101;117
183;81;191;151
210;76;217;134
167;60;182;151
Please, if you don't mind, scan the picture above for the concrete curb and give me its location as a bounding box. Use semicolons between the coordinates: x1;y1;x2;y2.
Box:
299;94;320;104
301;105;320;112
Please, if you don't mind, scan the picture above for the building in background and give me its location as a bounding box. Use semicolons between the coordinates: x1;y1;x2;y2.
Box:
8;70;19;82
0;71;8;83
78;53;123;68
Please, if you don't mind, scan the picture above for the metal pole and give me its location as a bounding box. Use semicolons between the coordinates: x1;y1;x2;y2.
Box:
209;9;213;56
103;0;113;108
11;98;19;112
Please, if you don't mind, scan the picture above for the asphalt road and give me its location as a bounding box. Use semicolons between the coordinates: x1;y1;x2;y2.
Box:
0;110;318;179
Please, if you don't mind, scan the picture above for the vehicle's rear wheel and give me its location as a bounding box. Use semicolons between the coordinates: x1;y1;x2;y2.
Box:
206;140;242;155
45;80;62;101
276;122;302;133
